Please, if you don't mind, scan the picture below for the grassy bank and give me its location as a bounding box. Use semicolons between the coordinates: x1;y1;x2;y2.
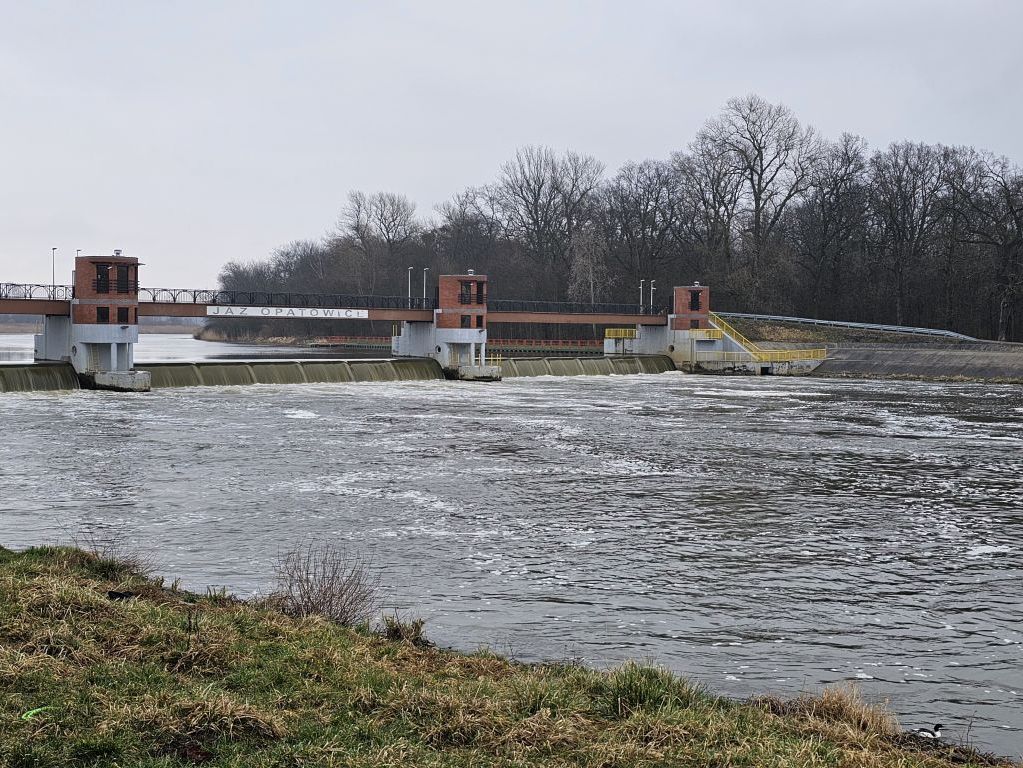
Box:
0;546;1015;768
727;319;959;345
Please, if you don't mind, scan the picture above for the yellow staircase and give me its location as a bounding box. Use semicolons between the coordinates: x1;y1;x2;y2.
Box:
707;313;827;364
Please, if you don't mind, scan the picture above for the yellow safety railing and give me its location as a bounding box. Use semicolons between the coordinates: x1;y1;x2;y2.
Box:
604;327;637;339
485;354;503;366
687;328;724;340
708;312;827;363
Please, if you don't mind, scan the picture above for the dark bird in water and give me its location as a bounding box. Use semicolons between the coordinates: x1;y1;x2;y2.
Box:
913;724;944;739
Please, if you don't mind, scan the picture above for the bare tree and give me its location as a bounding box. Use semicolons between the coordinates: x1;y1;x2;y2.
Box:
494;146;604;300
945;148;1023;340
600;160;678;290
788;133;870;317
868;142;945;325
699;95;821;308
336;191;421;294
568;223;610;304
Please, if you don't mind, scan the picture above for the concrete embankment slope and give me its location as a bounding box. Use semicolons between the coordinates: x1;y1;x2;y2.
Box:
809;342;1023;382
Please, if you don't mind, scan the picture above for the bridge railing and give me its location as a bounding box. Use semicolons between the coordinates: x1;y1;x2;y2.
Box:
0;283;75;301
138;288;438;310
489;299;669;315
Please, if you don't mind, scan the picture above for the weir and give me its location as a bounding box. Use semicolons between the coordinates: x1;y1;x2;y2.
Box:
500;355;675;378
0;355;679;392
603;284;827;375
137;358;446;388
8;254;829;392
0;364;81;393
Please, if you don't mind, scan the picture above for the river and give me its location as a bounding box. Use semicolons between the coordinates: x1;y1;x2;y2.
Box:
1;333;1021;754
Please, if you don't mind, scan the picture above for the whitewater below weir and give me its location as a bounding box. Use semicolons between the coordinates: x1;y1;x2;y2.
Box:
0;335;1021;754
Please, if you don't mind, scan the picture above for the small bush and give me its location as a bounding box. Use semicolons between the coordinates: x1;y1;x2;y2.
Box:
270;541;380;626
599;662;705;718
755;683;899;735
381;613;430;647
72;530;154;580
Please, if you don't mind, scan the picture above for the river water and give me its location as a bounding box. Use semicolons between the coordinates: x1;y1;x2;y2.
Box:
1;334;1021;755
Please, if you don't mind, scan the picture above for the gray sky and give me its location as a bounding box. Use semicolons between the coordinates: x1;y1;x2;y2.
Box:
1;0;1020;287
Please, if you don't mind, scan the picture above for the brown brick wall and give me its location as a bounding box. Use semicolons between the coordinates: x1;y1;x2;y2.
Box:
671;285;710;330
436;274;487;329
73;256;139;325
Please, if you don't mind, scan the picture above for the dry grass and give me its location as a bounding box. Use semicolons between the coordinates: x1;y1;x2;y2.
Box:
0;544;1017;768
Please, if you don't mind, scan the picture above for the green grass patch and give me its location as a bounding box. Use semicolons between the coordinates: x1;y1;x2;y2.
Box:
0;545;1015;767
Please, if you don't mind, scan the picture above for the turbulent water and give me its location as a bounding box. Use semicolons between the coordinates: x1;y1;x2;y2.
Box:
1;334;1022;754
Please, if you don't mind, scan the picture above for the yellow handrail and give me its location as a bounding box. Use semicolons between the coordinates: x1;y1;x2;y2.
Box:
687;328;724;339
604;327;638;339
707;312;827;363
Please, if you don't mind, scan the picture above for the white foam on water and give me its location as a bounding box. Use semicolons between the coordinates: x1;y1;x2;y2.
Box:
965;544;1012;558
282;409;317;420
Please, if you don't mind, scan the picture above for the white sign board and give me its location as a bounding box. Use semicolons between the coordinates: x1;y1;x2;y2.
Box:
206;306;370;319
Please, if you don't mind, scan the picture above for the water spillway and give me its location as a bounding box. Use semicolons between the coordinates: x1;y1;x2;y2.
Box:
500;355;676;378
138;358;445;388
0;355;675;393
0;363;80;393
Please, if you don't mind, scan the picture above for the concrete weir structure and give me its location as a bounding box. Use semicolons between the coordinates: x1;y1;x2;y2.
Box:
34;252;151;392
604;284;827;375
392;272;501;381
10;256;829;393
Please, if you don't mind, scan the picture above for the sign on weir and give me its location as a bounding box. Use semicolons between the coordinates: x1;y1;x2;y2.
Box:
206;306;370;319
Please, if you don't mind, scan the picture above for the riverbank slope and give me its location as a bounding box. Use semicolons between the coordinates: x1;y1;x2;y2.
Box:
1;546;1015;767
731;319;1023;383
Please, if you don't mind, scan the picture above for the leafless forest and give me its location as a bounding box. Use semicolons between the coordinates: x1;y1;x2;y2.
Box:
218;95;1022;342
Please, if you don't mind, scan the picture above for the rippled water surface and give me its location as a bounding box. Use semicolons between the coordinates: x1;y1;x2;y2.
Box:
1;336;1021;755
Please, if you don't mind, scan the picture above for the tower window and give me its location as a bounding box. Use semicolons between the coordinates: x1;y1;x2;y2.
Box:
96;306;110;323
117;306;129;323
95;264;110;294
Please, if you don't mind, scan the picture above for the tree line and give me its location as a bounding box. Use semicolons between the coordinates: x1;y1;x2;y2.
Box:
217;94;1022;341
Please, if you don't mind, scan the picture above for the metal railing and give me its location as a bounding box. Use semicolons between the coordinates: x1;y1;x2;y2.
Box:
491;338;602;348
137;288;438;310
0;283;75;301
717;312;977;341
92;279;139;294
709;312;828;363
696;349;827;363
686;328;723;339
489;299;669;315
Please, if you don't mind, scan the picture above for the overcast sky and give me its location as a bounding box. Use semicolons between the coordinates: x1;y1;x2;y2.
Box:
1;0;1020;287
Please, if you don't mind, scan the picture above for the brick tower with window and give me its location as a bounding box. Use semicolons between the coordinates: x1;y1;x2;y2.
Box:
67;250;149;390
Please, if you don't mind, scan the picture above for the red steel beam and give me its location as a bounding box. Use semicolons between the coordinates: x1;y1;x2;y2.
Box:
488;311;667;326
0;299;70;315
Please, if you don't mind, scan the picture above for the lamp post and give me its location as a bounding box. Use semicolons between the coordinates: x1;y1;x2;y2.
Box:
51;247;57;286
422;267;430;300
639;279;645;312
407;266;414;308
649;280;656;313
